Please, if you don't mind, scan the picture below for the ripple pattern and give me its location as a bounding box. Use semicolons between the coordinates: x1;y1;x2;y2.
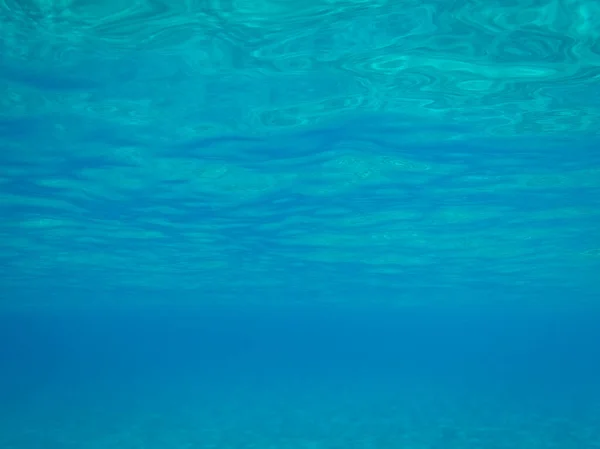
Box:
1;0;599;135
1;0;599;306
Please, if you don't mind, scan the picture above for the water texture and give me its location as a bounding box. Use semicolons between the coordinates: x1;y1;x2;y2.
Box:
1;0;599;305
1;0;600;448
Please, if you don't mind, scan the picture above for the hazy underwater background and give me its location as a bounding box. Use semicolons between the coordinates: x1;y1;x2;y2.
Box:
1;0;600;448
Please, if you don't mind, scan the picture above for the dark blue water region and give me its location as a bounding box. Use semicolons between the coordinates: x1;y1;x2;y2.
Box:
1;304;600;448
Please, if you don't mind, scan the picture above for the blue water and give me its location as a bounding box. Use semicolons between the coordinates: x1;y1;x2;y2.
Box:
2;306;600;448
2;0;600;447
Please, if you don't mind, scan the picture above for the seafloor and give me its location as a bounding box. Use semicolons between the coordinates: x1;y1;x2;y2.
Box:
2;307;599;449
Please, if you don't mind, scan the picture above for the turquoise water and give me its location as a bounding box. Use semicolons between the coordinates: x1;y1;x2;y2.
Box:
1;0;600;447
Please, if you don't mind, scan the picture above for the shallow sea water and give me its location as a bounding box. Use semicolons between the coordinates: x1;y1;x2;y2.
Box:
1;0;600;448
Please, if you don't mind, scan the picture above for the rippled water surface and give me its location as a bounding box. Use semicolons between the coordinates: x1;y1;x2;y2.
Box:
1;0;599;306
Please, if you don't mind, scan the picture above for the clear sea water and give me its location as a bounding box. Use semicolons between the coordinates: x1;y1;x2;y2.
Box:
1;0;600;448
